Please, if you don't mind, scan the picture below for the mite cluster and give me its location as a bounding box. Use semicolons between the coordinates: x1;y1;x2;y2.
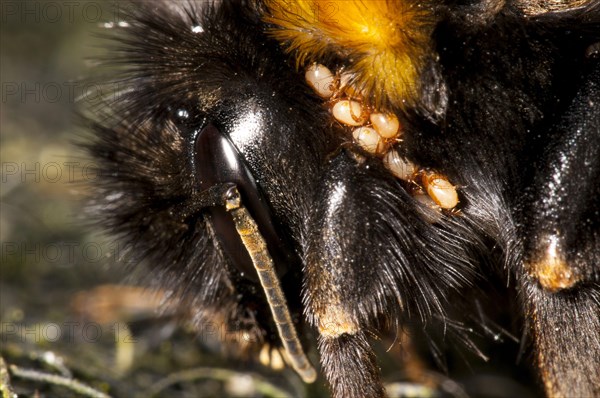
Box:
305;62;459;217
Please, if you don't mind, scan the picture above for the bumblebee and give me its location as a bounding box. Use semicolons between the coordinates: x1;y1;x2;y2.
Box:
86;0;600;396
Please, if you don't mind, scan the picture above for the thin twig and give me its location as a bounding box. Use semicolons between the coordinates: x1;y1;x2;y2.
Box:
143;367;294;398
9;364;111;398
385;382;437;398
32;350;72;378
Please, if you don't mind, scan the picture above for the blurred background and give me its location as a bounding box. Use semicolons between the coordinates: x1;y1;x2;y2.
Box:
1;1;540;397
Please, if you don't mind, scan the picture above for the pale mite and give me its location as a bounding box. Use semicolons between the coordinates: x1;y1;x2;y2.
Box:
352;127;382;154
305;63;336;98
383;150;416;181
423;173;459;209
304;63;459;214
370;113;400;138
332;100;367;126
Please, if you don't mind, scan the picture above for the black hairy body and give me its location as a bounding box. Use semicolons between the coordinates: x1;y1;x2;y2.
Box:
86;1;600;397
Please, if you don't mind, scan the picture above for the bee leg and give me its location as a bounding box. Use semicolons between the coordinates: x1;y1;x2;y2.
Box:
518;63;600;397
304;153;387;398
312;289;383;397
308;278;384;398
308;262;384;398
318;331;384;398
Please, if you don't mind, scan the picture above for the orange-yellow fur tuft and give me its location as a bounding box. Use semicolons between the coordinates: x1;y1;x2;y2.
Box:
262;0;437;111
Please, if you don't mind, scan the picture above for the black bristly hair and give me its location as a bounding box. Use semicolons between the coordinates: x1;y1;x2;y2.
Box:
85;0;334;350
84;0;600;397
87;0;479;342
